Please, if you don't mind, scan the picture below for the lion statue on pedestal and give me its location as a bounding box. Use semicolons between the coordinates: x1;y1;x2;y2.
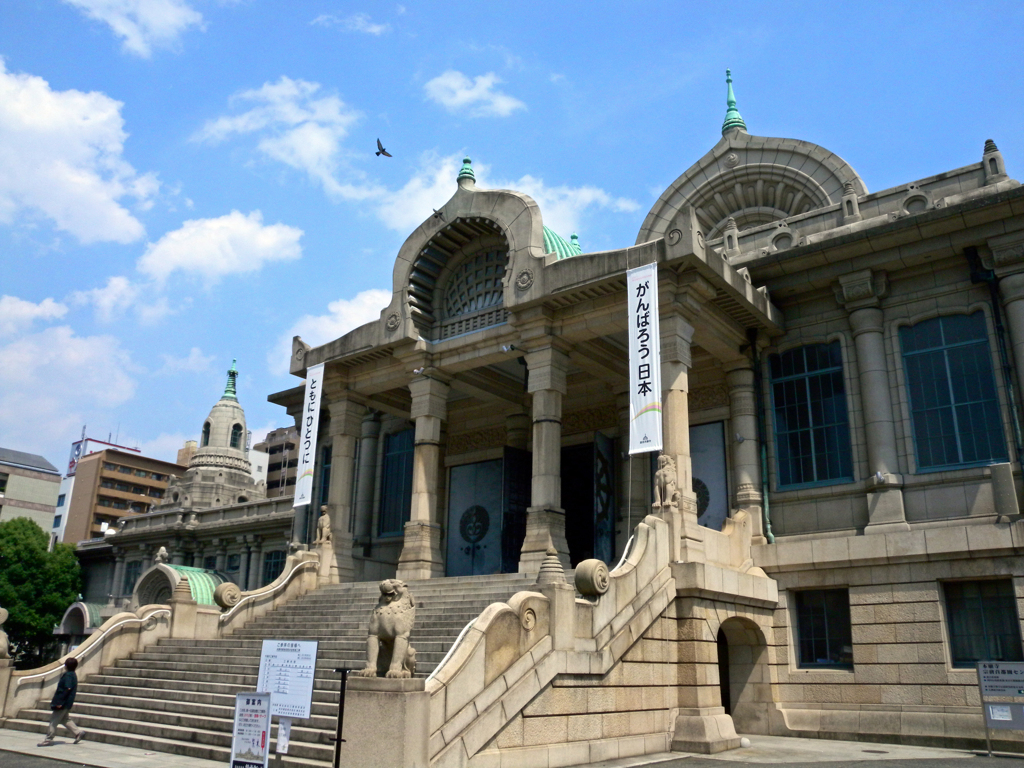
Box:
357;579;417;678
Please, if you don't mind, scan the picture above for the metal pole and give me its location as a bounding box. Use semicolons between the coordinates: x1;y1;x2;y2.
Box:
331;668;349;768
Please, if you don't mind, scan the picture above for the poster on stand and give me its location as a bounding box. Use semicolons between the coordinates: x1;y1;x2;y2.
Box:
257;640;319;720
230;692;272;768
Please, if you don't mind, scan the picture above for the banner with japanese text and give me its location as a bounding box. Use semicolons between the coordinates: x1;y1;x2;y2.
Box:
627;264;663;454
293;363;325;508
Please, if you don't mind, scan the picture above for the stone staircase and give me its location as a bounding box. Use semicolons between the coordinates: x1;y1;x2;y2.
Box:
5;573;538;766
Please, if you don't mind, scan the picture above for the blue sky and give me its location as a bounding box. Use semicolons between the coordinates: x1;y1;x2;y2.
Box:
2;0;1023;471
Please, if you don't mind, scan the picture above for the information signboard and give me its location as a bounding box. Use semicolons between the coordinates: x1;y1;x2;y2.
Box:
230;692;272;768
257;640;319;720
978;662;1024;697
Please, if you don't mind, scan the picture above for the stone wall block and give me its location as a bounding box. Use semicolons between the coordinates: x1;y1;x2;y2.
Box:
547;740;591;767
445;641;486;720
494;713;524;749
501;670;543;721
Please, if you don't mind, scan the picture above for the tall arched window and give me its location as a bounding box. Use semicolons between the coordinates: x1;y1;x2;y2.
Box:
230;424;243;449
201;422;211;447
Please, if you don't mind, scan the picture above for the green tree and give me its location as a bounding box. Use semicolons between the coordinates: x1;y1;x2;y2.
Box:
0;517;82;668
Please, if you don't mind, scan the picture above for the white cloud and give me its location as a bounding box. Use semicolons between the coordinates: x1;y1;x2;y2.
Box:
159;346;214;374
0;59;157;244
499;175;641;238
374;152;639;237
63;0;204;58
137;210;303;285
70;275;139;322
137;432;193;463
424;71;526;118
0;326;137;460
0;295;68;336
194;77;380;200
376;152;464;232
311;12;390;35
270;288;391;374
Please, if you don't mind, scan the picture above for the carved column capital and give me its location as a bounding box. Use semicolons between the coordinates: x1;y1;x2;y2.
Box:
409;374;450;421
834;269;888;311
988;231;1024;276
524;345;570;395
327;396;364;438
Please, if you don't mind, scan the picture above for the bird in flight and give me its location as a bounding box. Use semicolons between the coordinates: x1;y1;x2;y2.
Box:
432;208;445;221
376;139;392;157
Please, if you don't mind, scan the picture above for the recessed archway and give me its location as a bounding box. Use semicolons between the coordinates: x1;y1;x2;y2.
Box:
717;616;771;734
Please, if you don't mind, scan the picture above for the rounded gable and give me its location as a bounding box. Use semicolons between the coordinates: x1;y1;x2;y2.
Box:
637;131;867;245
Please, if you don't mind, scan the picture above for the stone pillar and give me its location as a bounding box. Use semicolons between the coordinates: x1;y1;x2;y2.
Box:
215;540;227;572
397;374;449;580
248;537;263;590
505;412;530;451
661;313;701;562
614;388;646;557
141;546;153;573
326;397;363;582
170;538;186;566
998;273;1024;403
836;270;909;533
519;346;570;573
238;540;251;588
109;549;126;603
355;411;382;545
724;362;766;544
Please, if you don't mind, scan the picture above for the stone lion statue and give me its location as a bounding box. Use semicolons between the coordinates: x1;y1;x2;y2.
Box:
314;505;331;544
653;454;680;509
357;579;417;678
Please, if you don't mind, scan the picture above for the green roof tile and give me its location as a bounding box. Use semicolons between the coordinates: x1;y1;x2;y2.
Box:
543;226;582;260
168;565;231;605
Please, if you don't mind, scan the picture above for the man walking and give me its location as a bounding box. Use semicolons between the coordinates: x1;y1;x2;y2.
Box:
37;657;85;746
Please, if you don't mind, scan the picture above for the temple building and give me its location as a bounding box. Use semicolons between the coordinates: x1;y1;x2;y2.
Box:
44;72;1024;756
73;361;289;616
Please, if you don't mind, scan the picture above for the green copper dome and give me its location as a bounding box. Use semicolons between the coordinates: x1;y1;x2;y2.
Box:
722;69;747;135
457;157;475;181
168;565;231;605
543;226;582;260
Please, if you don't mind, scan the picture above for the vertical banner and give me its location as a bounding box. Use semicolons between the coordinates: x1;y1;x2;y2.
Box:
230;692;272;768
627;263;663;454
293;363;325;507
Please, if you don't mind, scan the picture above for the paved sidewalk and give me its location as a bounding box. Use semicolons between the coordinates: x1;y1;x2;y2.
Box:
0;729;222;768
0;729;1021;768
586;735;1021;767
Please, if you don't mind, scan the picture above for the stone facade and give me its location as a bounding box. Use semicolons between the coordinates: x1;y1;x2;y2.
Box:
266;74;1024;758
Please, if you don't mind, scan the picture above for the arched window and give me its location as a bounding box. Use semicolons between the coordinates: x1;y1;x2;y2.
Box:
230;424;243;449
201;422;211;447
443;249;506;319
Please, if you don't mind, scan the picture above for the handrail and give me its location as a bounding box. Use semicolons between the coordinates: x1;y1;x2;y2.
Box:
16;609;170;685
425;618;476;684
219;559;318;623
611;535;635;572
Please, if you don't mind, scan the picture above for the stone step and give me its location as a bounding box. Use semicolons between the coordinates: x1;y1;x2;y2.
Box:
2;574;548;766
20;701;339;740
78;682;343;707
76;690;343;719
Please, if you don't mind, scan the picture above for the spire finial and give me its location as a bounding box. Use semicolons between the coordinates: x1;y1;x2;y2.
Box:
722;69;747;135
457;157;475;181
223;359;238;401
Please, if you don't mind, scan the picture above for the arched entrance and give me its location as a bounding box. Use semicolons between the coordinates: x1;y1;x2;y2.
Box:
717;616;771;734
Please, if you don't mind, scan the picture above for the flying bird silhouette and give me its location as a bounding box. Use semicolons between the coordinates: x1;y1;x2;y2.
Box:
376;139;392;157
433;208;445;221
